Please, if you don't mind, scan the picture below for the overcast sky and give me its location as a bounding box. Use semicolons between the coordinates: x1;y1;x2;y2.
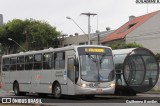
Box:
1;0;160;35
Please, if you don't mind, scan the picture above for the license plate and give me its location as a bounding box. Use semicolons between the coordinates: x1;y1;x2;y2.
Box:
96;88;102;92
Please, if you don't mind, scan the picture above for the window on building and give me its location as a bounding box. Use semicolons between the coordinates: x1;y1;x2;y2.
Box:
34;54;42;70
10;57;17;71
79;42;85;45
43;53;53;69
117;23;137;34
25;55;33;70
54;52;65;69
128;23;136;29
17;56;24;71
2;58;10;71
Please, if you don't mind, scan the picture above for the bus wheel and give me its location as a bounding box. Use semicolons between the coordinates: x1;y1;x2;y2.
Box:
13;82;20;96
38;93;47;97
53;83;62;98
85;95;95;99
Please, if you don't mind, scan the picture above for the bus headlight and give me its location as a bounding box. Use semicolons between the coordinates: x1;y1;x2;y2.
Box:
108;83;115;87
81;83;87;88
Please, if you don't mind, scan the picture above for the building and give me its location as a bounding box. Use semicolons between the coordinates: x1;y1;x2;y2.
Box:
60;30;114;47
92;30;114;45
101;10;160;53
0;14;3;26
61;33;89;46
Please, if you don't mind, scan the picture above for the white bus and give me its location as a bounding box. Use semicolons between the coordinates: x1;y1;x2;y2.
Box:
1;45;115;98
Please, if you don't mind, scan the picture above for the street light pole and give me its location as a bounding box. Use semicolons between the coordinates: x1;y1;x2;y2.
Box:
88;15;91;45
8;38;27;52
66;17;86;35
81;12;97;45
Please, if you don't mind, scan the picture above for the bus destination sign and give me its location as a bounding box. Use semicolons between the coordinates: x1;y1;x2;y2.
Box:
85;48;105;53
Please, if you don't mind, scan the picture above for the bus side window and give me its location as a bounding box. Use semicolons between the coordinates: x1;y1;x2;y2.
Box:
2;58;10;71
25;55;33;70
34;54;42;70
17;56;24;71
54;52;65;69
10;57;17;71
43;53;52;69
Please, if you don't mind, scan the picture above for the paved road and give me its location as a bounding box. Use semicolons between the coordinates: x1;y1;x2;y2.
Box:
0;89;160;106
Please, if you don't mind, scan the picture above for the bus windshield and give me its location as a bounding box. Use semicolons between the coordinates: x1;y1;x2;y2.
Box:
78;47;114;82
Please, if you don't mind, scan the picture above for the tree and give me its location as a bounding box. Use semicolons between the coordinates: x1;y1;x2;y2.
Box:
110;42;142;50
155;53;160;62
0;19;60;54
0;19;26;53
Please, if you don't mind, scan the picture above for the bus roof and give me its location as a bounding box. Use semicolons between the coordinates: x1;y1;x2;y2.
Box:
2;45;111;58
112;48;135;55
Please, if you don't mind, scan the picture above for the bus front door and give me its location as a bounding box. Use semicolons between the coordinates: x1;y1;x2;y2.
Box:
67;56;75;95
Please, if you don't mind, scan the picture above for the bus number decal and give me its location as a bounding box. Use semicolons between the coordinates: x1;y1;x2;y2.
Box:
35;72;40;80
56;71;63;77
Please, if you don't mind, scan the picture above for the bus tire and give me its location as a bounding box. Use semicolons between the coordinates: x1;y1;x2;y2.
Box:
38;93;47;97
20;92;26;96
13;82;26;96
129;92;136;96
85;95;95;99
13;82;21;96
53;83;62;98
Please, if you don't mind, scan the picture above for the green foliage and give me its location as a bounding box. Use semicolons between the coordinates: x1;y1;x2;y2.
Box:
110;42;142;50
155;53;160;61
0;18;60;53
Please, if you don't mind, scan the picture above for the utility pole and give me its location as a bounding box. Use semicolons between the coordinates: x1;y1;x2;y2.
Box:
81;12;97;45
96;30;100;45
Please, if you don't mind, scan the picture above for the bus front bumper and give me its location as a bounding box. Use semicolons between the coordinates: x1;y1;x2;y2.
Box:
75;85;115;95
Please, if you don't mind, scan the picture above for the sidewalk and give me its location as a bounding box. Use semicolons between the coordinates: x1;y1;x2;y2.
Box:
145;91;160;94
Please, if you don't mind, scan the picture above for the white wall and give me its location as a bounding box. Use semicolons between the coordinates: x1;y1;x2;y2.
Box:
126;11;160;53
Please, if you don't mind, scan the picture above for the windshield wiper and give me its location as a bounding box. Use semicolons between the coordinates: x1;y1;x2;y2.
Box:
86;53;97;63
99;53;106;63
